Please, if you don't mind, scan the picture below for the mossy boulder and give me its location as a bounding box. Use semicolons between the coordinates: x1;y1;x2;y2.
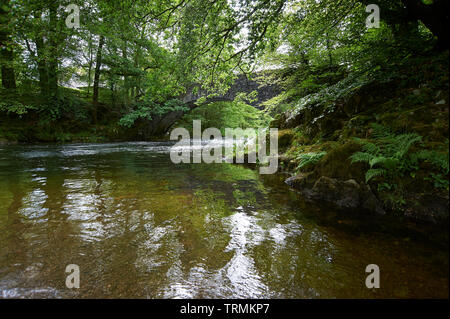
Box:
277;129;294;149
311;141;366;183
0;137;17;145
286;174;385;215
402;193;449;224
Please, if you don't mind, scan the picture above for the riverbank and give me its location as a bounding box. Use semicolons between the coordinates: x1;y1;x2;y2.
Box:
0;115;171;144
272;52;449;231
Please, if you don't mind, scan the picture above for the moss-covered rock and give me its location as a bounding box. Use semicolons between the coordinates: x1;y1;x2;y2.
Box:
278;52;449;227
311;141;366;182
286;174;386;215
277;129;294;149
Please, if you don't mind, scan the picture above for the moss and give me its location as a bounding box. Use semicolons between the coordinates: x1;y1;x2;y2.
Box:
277;52;449;226
277;129;294;150
311;141;366;183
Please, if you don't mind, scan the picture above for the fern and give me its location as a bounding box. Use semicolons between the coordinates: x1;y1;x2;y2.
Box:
371;123;392;139
350;151;373;164
296;151;327;170
388;134;422;158
365;168;387;182
414;149;449;174
412;148;450;189
350;124;422;182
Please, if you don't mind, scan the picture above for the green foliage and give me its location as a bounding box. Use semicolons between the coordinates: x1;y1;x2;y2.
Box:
425;173;449;189
414;148;449;174
288;72;372;119
1;0;448;146
34;91;90;125
262;66;346;117
350;124;449;190
413;147;450;189
296;151;327;171
0;100;35;116
383;192;407;211
119;98;188;128
350;124;423;182
118;106;152;128
259;0;441;129
176;98;271;134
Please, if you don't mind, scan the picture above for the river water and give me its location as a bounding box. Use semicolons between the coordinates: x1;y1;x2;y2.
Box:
0;142;448;298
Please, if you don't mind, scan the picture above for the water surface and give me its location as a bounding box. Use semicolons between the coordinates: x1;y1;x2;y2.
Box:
0;142;448;298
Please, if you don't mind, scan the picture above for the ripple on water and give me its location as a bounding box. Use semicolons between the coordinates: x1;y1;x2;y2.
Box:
0;142;448;299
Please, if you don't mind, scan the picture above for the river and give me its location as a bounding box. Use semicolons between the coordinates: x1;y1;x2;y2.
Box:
0;142;448;298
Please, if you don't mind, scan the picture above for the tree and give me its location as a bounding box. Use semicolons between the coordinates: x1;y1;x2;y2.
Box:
92;34;104;123
356;0;449;50
0;0;16;89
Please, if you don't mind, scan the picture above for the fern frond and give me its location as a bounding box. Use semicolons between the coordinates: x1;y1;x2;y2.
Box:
416;149;450;174
371;123;392;139
296;152;327;170
368;156;388;168
365;168;386;183
350;152;373;164
361;141;380;155
391;133;422;158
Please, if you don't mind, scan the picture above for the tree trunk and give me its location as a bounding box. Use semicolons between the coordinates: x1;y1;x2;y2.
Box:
86;36;94;97
47;2;59;100
326;33;333;66
110;78;116;106
0;40;16;90
402;0;449;50
0;0;16;89
93;35;105;124
121;44;129;106
35;35;49;98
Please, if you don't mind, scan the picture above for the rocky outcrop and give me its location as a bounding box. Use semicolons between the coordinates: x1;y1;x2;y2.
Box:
276;53;449;227
286;173;386;215
402;193;450;224
285;171;449;224
0;138;17;145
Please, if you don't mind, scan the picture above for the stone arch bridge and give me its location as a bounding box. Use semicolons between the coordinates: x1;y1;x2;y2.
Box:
144;73;281;137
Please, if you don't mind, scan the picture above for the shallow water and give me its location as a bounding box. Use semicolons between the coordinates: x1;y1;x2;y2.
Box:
0;142;448;298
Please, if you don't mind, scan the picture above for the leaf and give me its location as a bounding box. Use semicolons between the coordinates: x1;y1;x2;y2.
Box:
365;168;386;183
350;152;372;164
369;156;388;168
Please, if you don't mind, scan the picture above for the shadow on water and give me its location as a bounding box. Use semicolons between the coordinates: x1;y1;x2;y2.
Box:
0;142;448;298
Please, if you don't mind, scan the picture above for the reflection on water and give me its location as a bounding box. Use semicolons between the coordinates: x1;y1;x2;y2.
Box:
0;142;448;298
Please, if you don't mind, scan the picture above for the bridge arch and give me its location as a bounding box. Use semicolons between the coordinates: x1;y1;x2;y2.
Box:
143;73;280;137
181;73;280;110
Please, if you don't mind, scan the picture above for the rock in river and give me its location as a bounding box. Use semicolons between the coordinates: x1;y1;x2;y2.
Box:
286;174;386;215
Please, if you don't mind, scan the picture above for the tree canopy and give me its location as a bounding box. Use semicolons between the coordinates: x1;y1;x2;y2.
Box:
0;0;447;128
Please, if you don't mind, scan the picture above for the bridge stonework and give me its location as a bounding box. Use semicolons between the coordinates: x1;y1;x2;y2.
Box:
182;73;280;109
144;73;281;137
